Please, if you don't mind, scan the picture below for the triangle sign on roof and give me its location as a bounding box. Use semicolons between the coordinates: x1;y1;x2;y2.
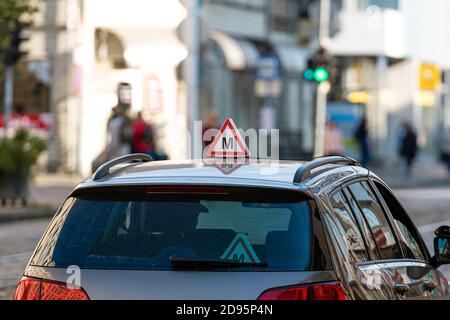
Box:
206;118;250;158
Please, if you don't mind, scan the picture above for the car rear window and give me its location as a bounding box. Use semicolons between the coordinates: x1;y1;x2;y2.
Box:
31;187;313;271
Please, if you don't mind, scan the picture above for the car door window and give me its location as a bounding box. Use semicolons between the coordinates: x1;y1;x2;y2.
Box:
372;181;427;261
329;191;369;263
348;181;402;261
343;188;381;261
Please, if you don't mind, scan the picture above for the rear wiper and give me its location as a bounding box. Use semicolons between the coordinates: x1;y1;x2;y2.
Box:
170;256;267;270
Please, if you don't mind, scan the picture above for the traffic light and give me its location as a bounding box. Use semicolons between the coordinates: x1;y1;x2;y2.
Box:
4;22;29;66
303;48;332;83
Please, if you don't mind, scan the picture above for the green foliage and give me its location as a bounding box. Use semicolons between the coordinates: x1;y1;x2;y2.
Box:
0;128;46;175
0;0;38;53
0;0;39;95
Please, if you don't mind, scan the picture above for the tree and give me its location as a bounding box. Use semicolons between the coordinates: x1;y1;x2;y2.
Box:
0;0;38;54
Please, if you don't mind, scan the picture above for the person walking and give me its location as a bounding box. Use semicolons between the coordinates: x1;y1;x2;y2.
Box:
106;104;132;159
132;111;154;155
324;121;343;156
202;109;219;150
398;122;418;176
354;117;371;166
441;126;450;175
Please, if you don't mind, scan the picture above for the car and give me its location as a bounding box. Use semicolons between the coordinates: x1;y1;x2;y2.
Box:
13;154;450;300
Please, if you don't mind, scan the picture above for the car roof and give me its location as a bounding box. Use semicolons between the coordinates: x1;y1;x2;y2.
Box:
76;157;370;195
80;160;304;188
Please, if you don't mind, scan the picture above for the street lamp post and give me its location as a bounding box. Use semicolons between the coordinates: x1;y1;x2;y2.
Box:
314;81;331;157
313;0;331;157
3;66;14;137
183;0;201;144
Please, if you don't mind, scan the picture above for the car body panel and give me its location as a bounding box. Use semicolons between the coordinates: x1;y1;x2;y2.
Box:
24;266;337;300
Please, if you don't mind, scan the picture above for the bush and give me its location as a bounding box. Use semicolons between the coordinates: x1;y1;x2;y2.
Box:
0;128;46;175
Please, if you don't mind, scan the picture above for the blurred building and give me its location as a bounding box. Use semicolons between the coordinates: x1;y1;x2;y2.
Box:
20;0;450;173
324;0;450;163
25;0;188;175
196;0;316;159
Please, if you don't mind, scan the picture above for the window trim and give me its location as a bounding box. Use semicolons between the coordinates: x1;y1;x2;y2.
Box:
342;187;382;261
329;178;406;261
327;189;371;263
348;179;406;261
327;177;433;266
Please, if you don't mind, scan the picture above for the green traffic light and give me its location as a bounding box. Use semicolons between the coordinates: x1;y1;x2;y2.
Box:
313;67;329;83
304;68;314;81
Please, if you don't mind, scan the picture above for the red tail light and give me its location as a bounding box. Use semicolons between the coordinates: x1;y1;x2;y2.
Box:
258;282;350;300
13;276;90;300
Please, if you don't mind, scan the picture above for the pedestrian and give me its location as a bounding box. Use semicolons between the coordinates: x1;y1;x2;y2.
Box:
202;109;219;150
440;126;450;175
354;116;371;166
324;121;343;156
132;111;155;155
106;104;133;159
398;122;418;176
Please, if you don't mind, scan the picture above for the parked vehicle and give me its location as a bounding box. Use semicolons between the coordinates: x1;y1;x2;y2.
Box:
13;155;450;300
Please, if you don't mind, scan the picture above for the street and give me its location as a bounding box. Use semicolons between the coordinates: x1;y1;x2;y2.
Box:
1;186;450;300
0;218;49;299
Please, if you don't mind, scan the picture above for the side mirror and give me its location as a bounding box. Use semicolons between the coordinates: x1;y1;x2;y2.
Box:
434;226;450;266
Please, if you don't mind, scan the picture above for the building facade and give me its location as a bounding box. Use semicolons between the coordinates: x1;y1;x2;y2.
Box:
325;0;450;163
26;0;188;175
198;0;314;159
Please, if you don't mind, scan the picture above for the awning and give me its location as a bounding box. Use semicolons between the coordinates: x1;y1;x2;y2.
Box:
272;43;309;74
208;31;259;71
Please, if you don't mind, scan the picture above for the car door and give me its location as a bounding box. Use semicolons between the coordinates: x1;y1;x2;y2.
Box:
371;180;450;300
347;180;430;300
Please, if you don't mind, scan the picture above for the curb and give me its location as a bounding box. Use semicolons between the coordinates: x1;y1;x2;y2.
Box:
0;207;56;224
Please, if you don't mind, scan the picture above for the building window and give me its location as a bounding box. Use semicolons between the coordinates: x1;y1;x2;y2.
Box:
270;0;299;33
358;0;398;10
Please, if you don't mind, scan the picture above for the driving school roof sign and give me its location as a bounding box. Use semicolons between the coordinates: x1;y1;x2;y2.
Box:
206;119;250;158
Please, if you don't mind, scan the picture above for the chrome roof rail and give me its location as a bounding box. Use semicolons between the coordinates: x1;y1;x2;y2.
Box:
92;153;153;181
293;156;361;183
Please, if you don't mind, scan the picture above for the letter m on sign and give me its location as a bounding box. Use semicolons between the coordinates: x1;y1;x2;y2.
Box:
222;137;233;150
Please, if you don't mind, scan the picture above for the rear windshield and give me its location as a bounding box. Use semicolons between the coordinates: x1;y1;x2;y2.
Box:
31;188;313;271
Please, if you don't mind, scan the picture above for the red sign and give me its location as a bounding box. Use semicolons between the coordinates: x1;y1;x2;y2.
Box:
206;119;250;158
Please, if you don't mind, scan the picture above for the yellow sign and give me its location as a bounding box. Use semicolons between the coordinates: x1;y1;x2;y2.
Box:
347;91;371;104
420;64;441;91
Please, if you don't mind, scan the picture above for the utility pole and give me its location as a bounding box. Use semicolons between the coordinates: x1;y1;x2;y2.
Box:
183;0;201;148
313;0;331;157
314;81;331;157
3;66;14;137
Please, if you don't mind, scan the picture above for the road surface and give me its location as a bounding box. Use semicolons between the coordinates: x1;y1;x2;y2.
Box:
1;187;450;299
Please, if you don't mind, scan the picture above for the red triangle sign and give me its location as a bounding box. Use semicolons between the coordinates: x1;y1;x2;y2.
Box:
206;119;250;158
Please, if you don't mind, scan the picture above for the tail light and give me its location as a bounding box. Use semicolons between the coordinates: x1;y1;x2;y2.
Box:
147;185;228;194
258;282;350;300
13;276;90;300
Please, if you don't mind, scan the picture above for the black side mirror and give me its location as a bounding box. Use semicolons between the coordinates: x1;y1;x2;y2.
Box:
433;226;450;267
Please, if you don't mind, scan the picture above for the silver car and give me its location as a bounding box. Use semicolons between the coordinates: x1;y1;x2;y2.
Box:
13;155;450;300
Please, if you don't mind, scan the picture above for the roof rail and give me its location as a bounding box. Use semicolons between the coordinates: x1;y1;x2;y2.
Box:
293;156;361;183
92;153;153;181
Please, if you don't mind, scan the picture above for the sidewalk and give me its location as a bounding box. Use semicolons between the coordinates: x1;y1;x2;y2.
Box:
0;173;81;223
370;156;450;189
